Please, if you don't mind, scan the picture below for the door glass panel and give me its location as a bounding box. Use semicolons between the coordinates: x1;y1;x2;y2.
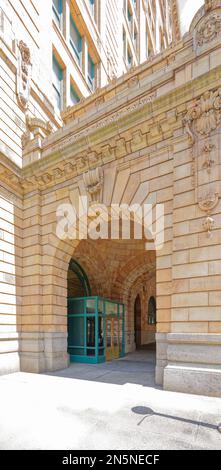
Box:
98;300;104;315
113;320;119;347
68;299;84;315
68;317;84;346
106;302;118;317
87;317;95;347
87;317;95;357
119;319;124;354
106;320;111;347
98;317;104;348
86;298;96;314
119;304;124;317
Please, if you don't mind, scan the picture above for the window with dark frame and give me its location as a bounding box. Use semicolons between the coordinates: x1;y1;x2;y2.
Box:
52;0;63;29
70;15;82;67
88;54;95;91
70;84;80;106
148;297;156;325
52;54;63;111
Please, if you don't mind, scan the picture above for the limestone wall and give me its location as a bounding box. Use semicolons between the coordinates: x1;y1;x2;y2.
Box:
0;185;22;374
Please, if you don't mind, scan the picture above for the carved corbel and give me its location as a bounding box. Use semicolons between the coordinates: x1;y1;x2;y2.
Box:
203;216;215;238
83;167;103;203
101;144;115;163
115;138;127;158
131;130;147;152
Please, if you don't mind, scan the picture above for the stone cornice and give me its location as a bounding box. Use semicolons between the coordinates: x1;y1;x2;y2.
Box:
0;63;220;198
18;66;220;192
1;65;221;196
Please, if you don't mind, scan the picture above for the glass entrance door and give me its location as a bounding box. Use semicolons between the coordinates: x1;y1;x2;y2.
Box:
106;318;120;361
68;296;125;363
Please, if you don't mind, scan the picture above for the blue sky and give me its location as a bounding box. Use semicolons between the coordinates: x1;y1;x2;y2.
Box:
178;0;204;34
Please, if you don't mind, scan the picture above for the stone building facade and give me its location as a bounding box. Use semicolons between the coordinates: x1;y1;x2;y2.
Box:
0;0;221;397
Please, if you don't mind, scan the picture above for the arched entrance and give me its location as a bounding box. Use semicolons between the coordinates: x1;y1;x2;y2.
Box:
134;294;141;349
67;237;156;363
67;258;125;363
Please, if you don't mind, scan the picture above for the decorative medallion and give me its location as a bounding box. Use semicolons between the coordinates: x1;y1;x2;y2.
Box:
196;13;221;46
198;192;219;213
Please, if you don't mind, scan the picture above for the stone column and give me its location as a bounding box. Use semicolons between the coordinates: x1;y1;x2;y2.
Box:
164;87;221;397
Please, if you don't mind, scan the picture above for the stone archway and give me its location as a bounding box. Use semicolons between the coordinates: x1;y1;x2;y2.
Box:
66;237;156;357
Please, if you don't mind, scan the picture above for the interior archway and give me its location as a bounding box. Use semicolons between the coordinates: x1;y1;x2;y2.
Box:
67;237;156;360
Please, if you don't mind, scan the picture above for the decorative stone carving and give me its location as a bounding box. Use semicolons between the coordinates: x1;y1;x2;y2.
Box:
205;0;221;12
131;130;147;152
101;145;115;163
196;13;221;46
115;138;127;158
128;76;139;88
83;167;103;203
203;216;215;238
184;89;221;144
198;192;219;213
202;143;215;173
184;88;220;226
17;40;32;109
21;115;53;148
88;151;99;166
77;155;88;172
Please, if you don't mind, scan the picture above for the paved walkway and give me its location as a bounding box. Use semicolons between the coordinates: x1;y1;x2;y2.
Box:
47;350;157;387
0;351;221;450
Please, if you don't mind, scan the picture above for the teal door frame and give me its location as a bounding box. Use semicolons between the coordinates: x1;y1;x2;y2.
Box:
68;296;125;364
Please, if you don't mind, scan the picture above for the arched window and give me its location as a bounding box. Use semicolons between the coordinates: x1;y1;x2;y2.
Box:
69;259;91;297
148;296;156;325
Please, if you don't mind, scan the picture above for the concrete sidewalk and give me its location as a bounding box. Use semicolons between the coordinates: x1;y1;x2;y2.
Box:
0;352;221;450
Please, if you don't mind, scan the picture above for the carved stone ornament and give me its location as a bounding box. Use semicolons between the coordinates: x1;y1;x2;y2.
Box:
205;0;221;12
202;143;215;173
83;167;104;203
17;40;32;109
183;88;221;144
21;115;53;148
198;192;219;213
203;216;215;238
196;12;221;46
